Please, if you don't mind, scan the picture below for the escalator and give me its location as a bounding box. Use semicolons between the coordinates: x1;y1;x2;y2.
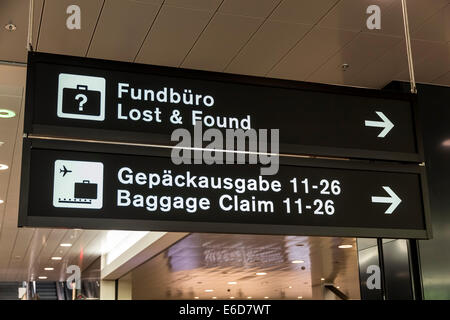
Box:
35;282;58;300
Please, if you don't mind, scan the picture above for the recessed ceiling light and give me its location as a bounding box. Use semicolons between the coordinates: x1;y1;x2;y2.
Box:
0;109;16;118
288;286;292;289
230;297;235;299
228;281;237;285
0;164;8;170
0;142;4;147
38;276;47;280
60;243;72;247
337;286;340;289
291;260;305;264
264;296;269;299
0;200;4;204
212;297;217;299
341;63;350;71
204;289;213;292
247;297;252;299
298;296;303;299
51;257;62;260
194;297;199;299
44;267;54;271
338;244;353;249
256;272;267;276
321;278;325;281
4;23;17;31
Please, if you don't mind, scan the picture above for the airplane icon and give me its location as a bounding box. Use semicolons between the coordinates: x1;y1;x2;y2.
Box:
60;165;72;177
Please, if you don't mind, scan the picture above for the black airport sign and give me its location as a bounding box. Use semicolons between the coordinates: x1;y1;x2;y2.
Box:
19;139;431;239
25;52;423;162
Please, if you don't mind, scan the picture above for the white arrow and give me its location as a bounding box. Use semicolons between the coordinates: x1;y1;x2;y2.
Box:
371;186;402;214
364;111;394;138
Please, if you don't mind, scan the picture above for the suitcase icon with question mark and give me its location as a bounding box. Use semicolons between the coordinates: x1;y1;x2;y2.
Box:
57;73;106;121
62;84;101;116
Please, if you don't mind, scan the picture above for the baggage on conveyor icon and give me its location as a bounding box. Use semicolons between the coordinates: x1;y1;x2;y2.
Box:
53;160;104;209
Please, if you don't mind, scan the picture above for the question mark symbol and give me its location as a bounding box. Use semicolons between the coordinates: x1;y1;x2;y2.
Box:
75;94;88;112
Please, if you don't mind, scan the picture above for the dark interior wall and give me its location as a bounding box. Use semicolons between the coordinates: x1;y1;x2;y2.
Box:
384;82;450;299
416;83;450;299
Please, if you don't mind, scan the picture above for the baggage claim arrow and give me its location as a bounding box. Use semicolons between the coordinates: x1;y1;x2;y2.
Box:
365;111;394;138
371;186;402;214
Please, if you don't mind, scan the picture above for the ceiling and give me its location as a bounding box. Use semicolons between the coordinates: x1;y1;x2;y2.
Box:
0;0;448;284
0;0;448;87
129;233;360;300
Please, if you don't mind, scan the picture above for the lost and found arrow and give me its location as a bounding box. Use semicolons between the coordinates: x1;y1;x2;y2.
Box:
365;111;394;138
371;186;402;214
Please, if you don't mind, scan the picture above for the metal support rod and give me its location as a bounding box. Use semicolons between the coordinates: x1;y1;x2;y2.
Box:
0;60;27;67
27;0;34;51
401;0;417;94
377;238;388;300
408;239;424;300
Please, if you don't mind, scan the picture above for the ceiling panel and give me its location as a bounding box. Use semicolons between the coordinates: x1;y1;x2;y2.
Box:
134;0;164;4
135;5;213;67
0;88;22;170
268;0;339;25
218;0;281;18
349;43;409;89
35;229;68;263
17;228;53;281
351;38;448;88
181;13;263;71
87;0;160;62
268;27;358;81
225;21;311;76
433;71;450;86
0;83;25;243
0;65;27;87
0;0;43;63
164;0;222;11
0;85;23;238
374;0;450;40
412;4;450;43
307;33;402;86
7;228;35;267
5;228;35;281
0;228;18;281
403;0;449;33
37;0;104;56
396;42;450;83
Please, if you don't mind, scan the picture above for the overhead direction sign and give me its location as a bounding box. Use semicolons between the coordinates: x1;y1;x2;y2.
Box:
19;139;431;239
25;52;423;162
